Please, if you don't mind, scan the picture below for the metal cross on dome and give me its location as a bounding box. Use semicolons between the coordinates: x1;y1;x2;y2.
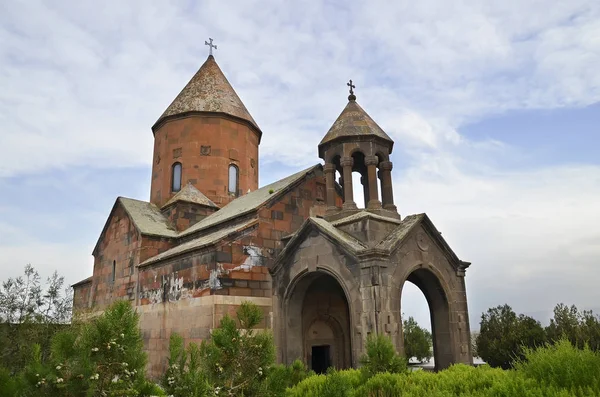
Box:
347;79;355;95
205;38;217;56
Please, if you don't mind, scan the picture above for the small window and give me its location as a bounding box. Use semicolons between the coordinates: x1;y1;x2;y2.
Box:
228;164;239;196
112;260;116;283
172;162;182;192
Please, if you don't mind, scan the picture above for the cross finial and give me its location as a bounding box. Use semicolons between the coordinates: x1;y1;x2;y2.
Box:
347;79;356;101
205;38;217;56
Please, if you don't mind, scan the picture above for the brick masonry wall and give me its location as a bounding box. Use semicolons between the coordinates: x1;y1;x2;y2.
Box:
73;281;92;311
150;115;259;207
161;202;217;232
87;203;174;310
91;205;142;309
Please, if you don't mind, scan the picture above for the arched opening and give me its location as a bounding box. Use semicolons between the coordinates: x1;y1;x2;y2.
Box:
171;162;182;193
228;164;239;196
400;268;453;371
351;151;367;208
284;272;352;372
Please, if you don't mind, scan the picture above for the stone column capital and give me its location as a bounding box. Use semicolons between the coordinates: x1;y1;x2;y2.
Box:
340;157;354;167
364;155;379;166
379;160;393;171
323;163;337;173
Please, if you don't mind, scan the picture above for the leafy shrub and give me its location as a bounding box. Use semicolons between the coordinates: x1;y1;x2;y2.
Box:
286;369;361;397
515;338;600;393
358;334;406;379
263;359;313;396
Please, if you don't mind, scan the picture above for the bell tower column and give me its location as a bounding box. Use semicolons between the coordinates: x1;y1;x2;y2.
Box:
341;157;357;210
365;155;382;209
323;163;338;212
379;160;396;212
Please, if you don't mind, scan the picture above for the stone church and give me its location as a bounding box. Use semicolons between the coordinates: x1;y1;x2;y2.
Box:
72;50;473;377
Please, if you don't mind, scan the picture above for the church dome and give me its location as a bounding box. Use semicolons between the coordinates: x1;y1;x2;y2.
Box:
318;95;393;158
153;55;261;137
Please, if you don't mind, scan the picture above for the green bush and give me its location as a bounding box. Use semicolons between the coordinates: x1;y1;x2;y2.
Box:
263;359;313;396
358;334;406;379
515;338;600;393
286;369;361;397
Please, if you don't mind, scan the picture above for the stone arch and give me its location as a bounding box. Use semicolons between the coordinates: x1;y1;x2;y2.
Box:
395;259;457;370
282;268;355;370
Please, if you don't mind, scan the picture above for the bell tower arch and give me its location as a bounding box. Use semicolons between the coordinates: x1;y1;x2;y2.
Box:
318;83;398;219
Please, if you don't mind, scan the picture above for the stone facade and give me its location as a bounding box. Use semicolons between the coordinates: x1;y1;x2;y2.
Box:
73;54;473;377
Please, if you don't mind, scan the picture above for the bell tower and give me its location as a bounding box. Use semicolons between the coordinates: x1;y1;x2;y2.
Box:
150;44;261;208
318;81;399;219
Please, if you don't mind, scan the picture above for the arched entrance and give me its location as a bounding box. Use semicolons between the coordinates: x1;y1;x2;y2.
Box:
283;272;352;373
401;268;453;371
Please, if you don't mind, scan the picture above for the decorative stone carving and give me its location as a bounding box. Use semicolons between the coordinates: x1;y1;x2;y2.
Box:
200;145;211;156
416;232;429;251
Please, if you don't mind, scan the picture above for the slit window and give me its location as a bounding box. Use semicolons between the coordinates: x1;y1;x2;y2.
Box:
172;162;182;192
112;260;116;283
228;164;239;196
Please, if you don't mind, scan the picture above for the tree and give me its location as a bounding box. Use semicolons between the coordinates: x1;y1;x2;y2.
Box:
20;300;162;397
402;316;432;362
0;265;72;373
476;304;546;369
546;303;600;351
198;301;275;396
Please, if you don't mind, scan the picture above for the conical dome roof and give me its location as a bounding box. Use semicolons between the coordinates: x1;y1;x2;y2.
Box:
153;55;260;135
318;97;393;156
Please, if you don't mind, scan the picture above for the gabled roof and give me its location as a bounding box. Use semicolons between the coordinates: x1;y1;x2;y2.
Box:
71;276;92;288
272;217;368;273
153;55;260;134
92;197;177;255
139;218;258;267
162;182;218;209
180;164;322;237
375;214;424;251
318;97;393;152
119;197;178;238
273;213;469;275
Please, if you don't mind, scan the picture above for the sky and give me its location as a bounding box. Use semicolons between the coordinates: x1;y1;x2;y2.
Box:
0;0;599;331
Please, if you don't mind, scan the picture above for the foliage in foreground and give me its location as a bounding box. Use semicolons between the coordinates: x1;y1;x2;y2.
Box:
287;339;600;396
358;334;407;380
1;300;164;397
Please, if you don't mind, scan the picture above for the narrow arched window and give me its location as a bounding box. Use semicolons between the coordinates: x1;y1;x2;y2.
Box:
172;162;182;192
112;260;116;283
228;164;239;196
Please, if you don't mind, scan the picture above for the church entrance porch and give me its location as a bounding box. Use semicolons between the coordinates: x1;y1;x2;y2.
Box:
282;272;352;371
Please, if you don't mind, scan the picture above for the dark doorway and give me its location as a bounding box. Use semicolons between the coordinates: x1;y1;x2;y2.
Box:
311;345;331;374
